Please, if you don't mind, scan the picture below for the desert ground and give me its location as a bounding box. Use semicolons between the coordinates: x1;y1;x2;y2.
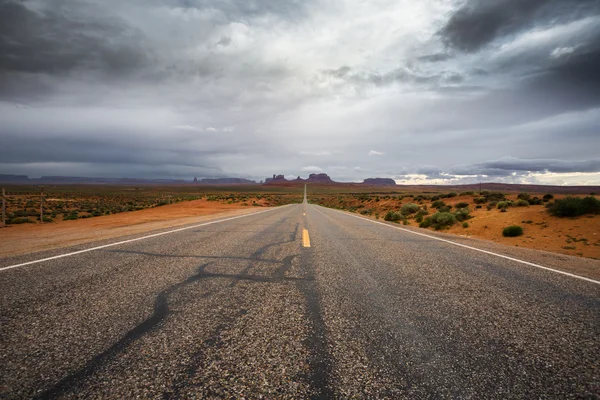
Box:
309;190;600;260
1;184;599;260
0;186;302;257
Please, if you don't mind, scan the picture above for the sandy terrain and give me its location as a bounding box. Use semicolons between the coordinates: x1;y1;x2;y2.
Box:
443;196;600;259
0;200;268;257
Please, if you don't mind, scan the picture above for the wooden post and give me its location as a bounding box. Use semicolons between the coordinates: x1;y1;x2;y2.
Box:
40;186;44;224
1;188;5;227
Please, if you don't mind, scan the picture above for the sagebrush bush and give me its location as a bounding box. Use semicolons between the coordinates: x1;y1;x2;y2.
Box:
384;211;403;222
517;193;531;202
529;197;543;205
420;212;456;230
400;203;420;215
454;207;471;222
473;197;487;204
543;193;554;202
431;200;446;209
547;196;600;217
462;222;469;228
455;202;469;208
503;225;524;237
516;199;529;207
9;217;33;224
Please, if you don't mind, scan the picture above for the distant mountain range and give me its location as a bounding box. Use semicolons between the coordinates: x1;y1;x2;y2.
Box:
0;174;256;185
1;173;598;194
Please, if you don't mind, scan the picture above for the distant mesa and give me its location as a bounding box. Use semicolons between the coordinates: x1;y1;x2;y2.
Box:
264;173;334;184
363;178;397;186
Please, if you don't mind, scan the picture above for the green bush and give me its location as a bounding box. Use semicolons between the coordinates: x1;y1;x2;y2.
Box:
529;197;543;205
431;200;446;209
462;222;469;228
400;203;420;215
455;202;469;208
497;201;510;210
454;207;471;222
384;211;403;222
503;225;524;237
547;196;600;217
543;193;554;202
473;197;487;204
516;199;529;207
9;217;33;224
421;212;456;230
517;193;531;202
485;192;506;202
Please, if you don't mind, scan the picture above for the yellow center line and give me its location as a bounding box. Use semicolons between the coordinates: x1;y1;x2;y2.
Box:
302;229;311;247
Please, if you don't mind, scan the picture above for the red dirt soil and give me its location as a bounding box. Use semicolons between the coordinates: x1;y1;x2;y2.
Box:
0;200;267;257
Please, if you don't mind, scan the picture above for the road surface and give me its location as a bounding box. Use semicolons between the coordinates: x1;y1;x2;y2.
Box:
1;196;599;399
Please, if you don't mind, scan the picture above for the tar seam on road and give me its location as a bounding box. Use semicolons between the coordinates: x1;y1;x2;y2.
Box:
315;206;600;285
0;206;289;272
302;229;311;248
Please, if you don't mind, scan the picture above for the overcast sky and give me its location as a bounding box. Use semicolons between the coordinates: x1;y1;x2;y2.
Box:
1;0;599;184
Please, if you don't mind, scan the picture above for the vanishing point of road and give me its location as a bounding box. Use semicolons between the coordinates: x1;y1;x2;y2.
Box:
1;188;599;399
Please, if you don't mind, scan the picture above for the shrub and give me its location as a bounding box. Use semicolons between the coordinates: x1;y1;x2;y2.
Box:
516;199;529;207
455;202;469;208
543;193;554;202
415;215;424;223
485;192;506;202
497;201;510;210
473;197;487;204
454;207;471;222
421;212;456;230
400;203;420;215
547;196;600;217
438;206;451;213
9;217;33;224
447;192;457;198
431;200;446;209
384;211;403;222
517;193;531;202
415;209;429;218
462;222;469;228
476;205;482;209
460;191;474;196
529;197;543;205
503;225;524;237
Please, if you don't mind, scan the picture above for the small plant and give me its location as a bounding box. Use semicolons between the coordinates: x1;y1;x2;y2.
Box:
384;211;402;222
543;193;554;202
454;207;471;222
462;222;469;228
547;196;600;217
516;199;529;207
473;197;487;204
517;193;531;202
431;200;446;209
8;217;33;224
502;225;524;237
420;212;456;230
400;203;420;215
455;202;469;208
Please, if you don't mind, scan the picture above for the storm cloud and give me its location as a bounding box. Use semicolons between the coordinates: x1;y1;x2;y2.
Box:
1;0;599;185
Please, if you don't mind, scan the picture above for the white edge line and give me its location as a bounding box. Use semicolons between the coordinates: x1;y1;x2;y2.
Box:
0;206;291;272
313;205;600;286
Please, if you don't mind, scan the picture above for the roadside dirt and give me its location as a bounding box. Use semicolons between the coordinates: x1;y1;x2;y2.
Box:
0;200;268;257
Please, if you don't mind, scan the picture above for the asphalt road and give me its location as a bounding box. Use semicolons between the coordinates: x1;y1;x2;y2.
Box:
1;199;599;399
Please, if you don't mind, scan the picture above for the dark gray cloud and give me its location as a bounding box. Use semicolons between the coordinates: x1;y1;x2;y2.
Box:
0;0;149;76
0;0;599;184
440;0;600;52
